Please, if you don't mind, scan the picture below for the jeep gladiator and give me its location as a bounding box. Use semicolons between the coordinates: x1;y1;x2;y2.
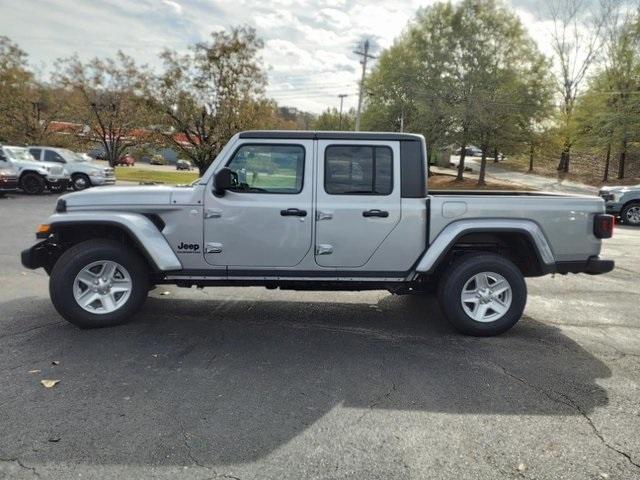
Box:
21;131;615;336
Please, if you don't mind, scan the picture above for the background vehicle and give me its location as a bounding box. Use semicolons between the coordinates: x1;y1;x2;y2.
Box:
600;185;640;226
22;131;614;336
149;154;168;165
0;145;70;194
29;146;115;191
0;163;19;197
116;154;135;166
176;159;192;171
87;147;107;160
455;146;483;157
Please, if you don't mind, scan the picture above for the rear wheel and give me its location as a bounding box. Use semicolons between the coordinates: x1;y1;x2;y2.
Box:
49;239;150;328
20;173;46;195
437;253;527;336
72;173;91;191
621;202;640;226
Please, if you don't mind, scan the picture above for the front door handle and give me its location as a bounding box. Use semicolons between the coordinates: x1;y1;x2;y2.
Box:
281;208;307;217
363;209;389;218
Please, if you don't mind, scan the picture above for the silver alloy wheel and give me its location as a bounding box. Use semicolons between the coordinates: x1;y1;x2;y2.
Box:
73;260;132;314
626;206;640;225
461;271;512;323
74;176;88;189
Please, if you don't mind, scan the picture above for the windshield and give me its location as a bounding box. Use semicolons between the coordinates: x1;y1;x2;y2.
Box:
4;146;35;162
58;149;86;162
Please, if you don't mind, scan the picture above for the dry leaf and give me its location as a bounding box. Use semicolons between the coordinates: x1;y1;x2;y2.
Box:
40;379;60;388
28;369;41;374
517;463;527;472
51;361;60;366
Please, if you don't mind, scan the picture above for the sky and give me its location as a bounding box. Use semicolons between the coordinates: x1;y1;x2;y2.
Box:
2;0;563;114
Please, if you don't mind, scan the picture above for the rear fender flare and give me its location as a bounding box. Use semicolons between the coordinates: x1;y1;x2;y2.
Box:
415;219;555;274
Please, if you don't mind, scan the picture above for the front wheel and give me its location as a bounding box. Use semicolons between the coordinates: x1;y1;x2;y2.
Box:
20;173;46;194
49;239;150;328
621;202;640;226
437;253;527;336
72;174;91;191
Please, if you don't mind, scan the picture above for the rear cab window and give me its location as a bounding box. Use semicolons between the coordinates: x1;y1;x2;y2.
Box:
29;148;42;160
324;145;393;195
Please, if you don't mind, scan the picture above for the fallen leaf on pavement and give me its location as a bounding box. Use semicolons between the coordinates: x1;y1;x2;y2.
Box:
51;361;59;366
40;380;60;388
28;369;41;374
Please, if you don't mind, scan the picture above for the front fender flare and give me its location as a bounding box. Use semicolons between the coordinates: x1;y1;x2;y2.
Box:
45;211;182;271
415;219;555;273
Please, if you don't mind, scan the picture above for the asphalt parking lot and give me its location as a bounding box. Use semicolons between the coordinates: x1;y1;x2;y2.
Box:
1;192;639;480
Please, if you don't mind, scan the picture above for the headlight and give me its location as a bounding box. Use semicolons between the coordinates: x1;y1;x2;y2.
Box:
89;170;102;177
63;168;70;176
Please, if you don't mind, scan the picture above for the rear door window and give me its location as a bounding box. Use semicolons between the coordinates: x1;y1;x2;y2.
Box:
325;145;393;195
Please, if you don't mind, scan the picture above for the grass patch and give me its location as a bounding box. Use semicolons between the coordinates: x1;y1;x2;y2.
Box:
115;168;199;185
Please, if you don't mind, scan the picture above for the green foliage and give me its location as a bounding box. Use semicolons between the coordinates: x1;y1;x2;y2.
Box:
312;107;355;130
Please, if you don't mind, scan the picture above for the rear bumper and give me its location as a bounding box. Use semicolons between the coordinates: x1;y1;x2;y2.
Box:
0;178;18;191
554;256;615;275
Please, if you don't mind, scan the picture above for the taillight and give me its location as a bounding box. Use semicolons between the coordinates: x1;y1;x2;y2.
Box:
594;214;614;239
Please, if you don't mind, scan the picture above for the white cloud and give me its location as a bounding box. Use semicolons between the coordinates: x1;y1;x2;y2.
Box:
161;0;183;15
2;0;560;113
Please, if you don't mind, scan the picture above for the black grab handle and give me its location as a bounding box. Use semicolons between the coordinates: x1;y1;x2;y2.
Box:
281;208;307;217
362;209;389;218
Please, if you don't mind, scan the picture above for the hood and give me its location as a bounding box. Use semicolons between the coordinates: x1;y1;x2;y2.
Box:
599;185;636;193
61;185;178;208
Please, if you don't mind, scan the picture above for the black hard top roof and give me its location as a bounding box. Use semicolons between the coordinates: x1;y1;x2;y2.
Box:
239;130;424;141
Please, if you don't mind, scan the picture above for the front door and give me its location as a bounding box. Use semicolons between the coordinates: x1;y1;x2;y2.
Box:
315;140;401;268
203;140;313;268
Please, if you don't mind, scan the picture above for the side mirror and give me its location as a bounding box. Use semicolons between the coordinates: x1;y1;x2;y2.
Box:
213;167;235;196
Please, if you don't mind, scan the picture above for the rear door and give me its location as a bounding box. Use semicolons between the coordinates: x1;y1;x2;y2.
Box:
315;140;401;267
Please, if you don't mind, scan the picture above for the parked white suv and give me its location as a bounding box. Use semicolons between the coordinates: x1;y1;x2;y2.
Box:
0;145;70;194
28;147;115;191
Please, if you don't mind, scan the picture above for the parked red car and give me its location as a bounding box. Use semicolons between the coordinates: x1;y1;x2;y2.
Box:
116;154;136;166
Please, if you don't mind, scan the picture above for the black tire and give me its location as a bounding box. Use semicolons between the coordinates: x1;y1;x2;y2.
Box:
437;253;527;336
20;173;46;195
621;202;640;226
49;239;150;329
72;173;91;191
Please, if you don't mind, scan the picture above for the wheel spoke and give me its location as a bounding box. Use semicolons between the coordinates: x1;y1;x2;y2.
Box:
110;282;131;294
475;273;489;289
78;290;100;309
490;298;508;315
490;280;509;296
462;291;479;304
76;271;97;286
100;261;117;280
101;293;117;311
474;303;490;321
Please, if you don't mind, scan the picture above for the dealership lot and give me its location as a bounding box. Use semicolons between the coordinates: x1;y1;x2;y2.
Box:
1;193;639;480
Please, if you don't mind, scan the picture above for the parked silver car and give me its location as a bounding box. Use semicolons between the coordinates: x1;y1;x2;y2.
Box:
28;147;115;191
0;145;70;194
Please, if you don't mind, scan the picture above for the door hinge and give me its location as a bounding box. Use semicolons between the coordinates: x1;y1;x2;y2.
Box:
205;242;223;254
315;244;333;255
205;209;222;219
316;211;333;221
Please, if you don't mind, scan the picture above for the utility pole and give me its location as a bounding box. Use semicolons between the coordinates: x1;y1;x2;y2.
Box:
337;94;347;130
353;39;376;131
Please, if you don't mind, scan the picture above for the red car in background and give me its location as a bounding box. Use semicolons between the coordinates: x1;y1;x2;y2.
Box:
116;154;136;166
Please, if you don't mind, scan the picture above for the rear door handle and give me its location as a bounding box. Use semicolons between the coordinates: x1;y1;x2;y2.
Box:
281;208;307;217
362;209;389;218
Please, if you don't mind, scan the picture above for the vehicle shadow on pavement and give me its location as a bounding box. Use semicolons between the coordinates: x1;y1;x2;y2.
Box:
0;293;610;467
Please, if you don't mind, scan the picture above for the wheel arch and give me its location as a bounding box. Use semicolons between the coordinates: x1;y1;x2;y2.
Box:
45;212;182;273
415;219;555;277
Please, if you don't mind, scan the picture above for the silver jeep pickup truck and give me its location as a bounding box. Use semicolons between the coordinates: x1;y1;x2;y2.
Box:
21;131;615;336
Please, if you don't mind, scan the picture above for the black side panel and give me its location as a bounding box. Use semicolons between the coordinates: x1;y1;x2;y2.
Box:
400;140;426;198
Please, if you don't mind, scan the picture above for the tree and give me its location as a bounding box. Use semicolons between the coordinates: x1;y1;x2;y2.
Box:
313;107;355;130
152;27;267;175
546;0;607;173
54;52;151;167
0;36;63;145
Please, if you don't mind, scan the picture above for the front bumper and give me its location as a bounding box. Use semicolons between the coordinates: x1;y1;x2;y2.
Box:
555;256;615;275
21;239;64;272
91;176;116;186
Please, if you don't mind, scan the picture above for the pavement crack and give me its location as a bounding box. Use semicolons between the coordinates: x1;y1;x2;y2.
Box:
356;383;398;423
489;360;640;471
0;456;40;477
